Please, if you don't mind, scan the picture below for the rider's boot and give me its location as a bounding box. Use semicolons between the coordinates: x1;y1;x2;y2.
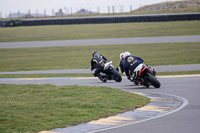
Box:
93;73;100;77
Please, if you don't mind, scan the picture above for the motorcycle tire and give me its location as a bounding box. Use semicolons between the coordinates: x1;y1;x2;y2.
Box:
98;75;107;83
146;73;161;88
111;69;122;82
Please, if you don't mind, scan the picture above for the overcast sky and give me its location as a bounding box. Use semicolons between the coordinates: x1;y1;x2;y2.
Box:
1;0;179;17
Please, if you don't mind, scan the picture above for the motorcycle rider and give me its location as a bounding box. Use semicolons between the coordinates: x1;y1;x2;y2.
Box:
121;51;144;80
91;50;107;77
119;52;125;74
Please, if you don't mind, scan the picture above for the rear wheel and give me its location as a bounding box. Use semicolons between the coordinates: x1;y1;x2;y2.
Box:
146;73;161;88
111;69;122;82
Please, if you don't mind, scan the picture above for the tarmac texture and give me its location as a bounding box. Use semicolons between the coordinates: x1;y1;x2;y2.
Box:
0;35;200;133
48;92;187;133
0;35;200;48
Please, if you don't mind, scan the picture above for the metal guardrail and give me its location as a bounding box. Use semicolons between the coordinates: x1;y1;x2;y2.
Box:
0;13;200;27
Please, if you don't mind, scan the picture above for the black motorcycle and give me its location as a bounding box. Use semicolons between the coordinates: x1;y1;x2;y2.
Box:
97;61;122;83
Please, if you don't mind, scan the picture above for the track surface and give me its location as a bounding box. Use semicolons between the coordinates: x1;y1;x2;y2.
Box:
0;75;200;133
1;35;200;133
0;35;200;48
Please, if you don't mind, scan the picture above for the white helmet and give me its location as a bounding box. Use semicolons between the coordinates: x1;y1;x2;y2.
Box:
122;51;131;59
120;52;124;60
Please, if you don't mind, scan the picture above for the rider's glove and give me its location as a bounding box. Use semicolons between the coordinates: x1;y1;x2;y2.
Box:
91;66;94;71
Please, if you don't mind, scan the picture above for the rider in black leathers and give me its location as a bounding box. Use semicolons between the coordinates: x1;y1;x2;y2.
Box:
91;51;107;77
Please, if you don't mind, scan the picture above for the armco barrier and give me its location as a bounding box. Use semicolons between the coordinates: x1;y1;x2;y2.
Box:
0;13;200;27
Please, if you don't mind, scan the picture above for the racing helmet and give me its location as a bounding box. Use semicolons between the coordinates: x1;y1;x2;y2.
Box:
92;50;99;57
120;52;124;60
122;51;131;59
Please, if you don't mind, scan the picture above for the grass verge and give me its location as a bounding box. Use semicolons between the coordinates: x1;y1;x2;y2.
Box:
157;70;200;76
0;84;150;133
0;21;200;42
0;42;200;72
0;73;93;78
0;71;200;78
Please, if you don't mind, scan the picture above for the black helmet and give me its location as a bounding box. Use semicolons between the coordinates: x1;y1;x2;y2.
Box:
92;50;99;57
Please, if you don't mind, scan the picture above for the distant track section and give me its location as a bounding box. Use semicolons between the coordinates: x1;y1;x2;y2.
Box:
0;36;200;48
0;13;200;27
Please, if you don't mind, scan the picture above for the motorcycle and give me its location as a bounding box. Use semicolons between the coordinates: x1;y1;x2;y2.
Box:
129;63;161;88
97;61;122;83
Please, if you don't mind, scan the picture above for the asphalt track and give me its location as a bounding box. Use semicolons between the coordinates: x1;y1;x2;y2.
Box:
0;75;200;133
1;36;200;133
0;35;200;48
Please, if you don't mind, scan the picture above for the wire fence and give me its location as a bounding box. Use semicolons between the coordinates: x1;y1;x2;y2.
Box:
1;0;200;20
0;6;135;20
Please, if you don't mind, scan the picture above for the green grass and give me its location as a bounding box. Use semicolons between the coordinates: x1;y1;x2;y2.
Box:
132;6;200;15
0;21;200;42
0;71;200;78
0;73;93;78
0;84;150;133
0;42;200;72
157;70;200;76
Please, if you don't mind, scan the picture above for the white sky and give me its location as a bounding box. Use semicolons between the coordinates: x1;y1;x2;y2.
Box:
0;0;180;17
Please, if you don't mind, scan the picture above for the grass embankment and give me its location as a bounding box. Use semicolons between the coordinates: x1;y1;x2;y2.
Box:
0;21;200;42
0;73;93;78
0;42;200;72
132;6;200;15
0;84;150;133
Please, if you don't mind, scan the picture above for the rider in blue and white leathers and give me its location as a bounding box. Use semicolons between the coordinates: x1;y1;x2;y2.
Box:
121;52;144;79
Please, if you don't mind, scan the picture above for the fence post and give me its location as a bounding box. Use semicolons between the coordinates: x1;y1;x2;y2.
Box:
44;9;46;17
98;7;100;14
36;9;38;18
130;5;132;12
65;6;66;15
10;11;12;19
52;9;54;16
18;11;20;19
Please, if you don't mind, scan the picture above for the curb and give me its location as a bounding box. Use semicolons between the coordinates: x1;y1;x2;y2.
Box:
40;92;188;133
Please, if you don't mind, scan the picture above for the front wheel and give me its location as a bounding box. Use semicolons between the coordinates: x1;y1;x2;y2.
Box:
146;73;161;88
98;76;107;83
110;69;122;82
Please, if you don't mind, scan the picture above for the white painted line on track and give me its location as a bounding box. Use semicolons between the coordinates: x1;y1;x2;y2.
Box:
87;92;188;133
